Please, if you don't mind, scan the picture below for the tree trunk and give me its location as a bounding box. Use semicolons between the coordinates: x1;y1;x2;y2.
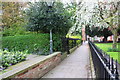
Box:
112;29;118;49
103;36;108;43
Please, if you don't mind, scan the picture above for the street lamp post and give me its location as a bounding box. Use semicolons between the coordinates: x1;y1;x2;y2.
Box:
46;0;54;54
50;29;53;54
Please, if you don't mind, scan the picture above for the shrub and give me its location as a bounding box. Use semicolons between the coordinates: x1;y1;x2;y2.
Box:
2;33;79;55
3;22;27;36
107;48;120;52
2;33;64;54
0;50;27;70
3;27;26;36
2;33;50;54
53;34;62;52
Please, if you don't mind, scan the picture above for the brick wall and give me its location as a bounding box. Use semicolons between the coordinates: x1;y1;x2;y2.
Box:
15;53;61;78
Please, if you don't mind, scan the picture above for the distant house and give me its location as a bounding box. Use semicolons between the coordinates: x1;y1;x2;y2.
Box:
107;35;120;42
107;35;113;42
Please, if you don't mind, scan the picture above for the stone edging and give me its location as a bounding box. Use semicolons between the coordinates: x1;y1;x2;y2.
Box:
89;46;96;78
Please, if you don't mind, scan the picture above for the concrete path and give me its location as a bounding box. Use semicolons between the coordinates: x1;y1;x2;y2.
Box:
42;42;91;78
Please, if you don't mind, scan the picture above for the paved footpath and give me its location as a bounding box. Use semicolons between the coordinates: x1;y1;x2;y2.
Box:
42;42;91;78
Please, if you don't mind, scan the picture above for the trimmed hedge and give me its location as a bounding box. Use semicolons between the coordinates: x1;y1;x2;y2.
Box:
2;33;81;55
2;33;50;54
2;33;63;55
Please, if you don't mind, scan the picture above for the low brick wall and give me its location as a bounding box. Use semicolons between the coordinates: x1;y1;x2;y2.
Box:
1;52;62;79
16;53;61;78
0;46;79;79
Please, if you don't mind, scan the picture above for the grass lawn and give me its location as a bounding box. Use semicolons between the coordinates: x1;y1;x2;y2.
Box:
95;43;120;52
95;43;120;63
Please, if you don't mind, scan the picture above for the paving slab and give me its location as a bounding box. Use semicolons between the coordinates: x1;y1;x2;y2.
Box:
42;42;91;78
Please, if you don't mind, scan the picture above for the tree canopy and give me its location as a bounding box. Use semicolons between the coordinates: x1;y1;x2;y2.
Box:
85;24;112;40
92;1;120;48
26;2;74;36
2;2;25;28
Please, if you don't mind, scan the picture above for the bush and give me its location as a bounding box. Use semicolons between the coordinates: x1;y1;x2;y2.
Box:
3;27;26;36
2;33;64;54
3;22;27;36
53;34;62;52
0;50;27;70
2;33;78;55
107;48;120;52
2;33;50;54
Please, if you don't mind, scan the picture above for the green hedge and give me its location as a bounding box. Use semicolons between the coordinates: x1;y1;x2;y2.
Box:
2;33;63;55
2;33;50;54
2;33;80;55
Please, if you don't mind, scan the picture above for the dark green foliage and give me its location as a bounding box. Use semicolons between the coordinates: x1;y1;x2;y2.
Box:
2;33;65;55
2;33;50;54
107;48;120;52
52;34;62;52
26;2;74;36
0;50;27;70
85;25;92;37
85;25;112;41
3;25;26;36
85;25;103;37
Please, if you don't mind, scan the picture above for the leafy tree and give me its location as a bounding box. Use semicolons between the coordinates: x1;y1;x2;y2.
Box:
85;24;92;37
2;2;25;28
2;2;27;36
85;24;112;42
85;24;102;37
102;27;112;42
93;1;120;48
26;2;74;37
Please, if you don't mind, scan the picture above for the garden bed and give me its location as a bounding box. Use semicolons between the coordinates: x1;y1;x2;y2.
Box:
0;50;27;71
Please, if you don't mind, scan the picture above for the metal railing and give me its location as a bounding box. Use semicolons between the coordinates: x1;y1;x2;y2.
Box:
88;41;120;80
61;37;81;54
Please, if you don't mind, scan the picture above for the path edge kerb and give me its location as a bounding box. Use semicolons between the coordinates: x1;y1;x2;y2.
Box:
88;44;96;78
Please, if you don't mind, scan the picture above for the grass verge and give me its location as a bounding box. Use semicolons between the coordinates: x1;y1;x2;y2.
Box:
95;43;120;63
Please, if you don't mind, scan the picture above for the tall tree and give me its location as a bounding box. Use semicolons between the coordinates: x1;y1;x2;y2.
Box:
26;2;74;37
93;1;120;48
2;2;25;28
85;24;112;41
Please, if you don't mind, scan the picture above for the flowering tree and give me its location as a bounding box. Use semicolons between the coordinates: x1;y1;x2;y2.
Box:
93;1;120;48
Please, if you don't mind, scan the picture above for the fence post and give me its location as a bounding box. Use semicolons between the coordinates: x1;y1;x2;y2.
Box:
72;40;74;48
109;55;111;70
74;40;76;47
115;60;119;79
111;58;114;74
61;37;65;52
66;38;70;54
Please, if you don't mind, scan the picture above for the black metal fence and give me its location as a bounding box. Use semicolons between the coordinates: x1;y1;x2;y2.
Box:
88;41;120;80
61;37;81;54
